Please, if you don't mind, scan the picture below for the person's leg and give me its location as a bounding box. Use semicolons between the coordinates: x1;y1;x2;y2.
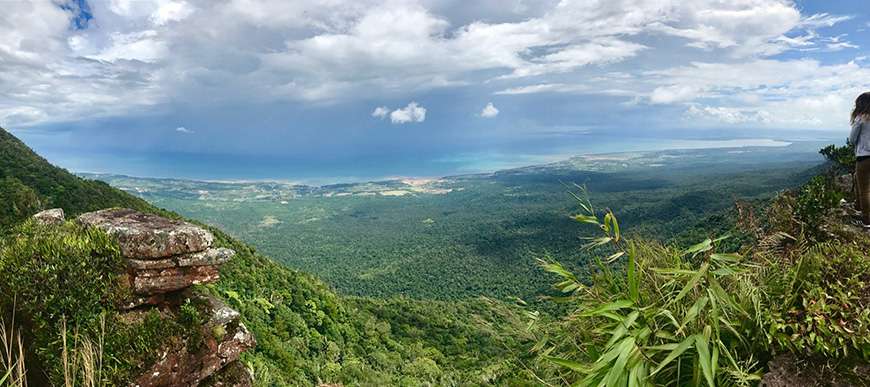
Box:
857;159;870;225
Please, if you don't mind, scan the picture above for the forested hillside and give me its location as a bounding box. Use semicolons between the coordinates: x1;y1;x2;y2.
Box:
0;128;151;228
93;145;824;307
0;126;535;385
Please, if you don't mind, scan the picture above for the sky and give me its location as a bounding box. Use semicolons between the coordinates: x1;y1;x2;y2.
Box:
2;0;869;182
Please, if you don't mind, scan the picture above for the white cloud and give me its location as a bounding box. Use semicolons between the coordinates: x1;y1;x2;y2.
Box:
799;13;853;29
150;1;194;26
88;30;168;63
479;102;499;118
0;0;863;133
371;106;389;119
390;102;426;124
659;60;870;128
176;126;194;133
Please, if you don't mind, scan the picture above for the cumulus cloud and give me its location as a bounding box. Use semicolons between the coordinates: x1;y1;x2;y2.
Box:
0;0;863;133
176;126;194;133
664;60;870;128
150;0;194;26
371;106;389;119
479;102;499;118
389;102;426;124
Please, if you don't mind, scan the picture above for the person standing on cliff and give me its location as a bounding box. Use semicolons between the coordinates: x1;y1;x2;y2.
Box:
850;92;870;227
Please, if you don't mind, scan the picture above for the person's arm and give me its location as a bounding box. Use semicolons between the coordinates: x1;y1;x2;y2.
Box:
850;120;863;146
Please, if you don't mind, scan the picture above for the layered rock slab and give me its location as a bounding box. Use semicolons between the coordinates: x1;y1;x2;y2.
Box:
125;248;235;295
77;208;232;299
78;208;214;259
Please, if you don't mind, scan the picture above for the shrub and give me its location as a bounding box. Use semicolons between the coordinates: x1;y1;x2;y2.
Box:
794;175;843;237
0;220;183;385
0;177;41;230
535;189;762;386
819;143;855;173
761;242;870;359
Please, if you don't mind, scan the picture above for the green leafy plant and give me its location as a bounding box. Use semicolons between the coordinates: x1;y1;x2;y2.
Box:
794;175;843;237
819;142;855;173
761;241;870;359
537;187;761;386
179;299;204;352
0;220;185;385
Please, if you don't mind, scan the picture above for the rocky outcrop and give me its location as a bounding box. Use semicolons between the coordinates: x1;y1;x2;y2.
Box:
132;293;256;387
78;208;215;258
32;208;65;225
77;208;233;304
73;208;255;387
200;360;255;387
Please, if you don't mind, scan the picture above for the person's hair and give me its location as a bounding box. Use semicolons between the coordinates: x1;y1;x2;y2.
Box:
852;92;870;123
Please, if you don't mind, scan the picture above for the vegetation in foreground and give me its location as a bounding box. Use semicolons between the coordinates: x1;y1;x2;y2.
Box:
533;145;869;385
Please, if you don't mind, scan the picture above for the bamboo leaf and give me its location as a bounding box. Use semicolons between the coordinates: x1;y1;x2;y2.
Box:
694;334;715;387
683;239;712;257
588;338;631;374
644;343;678;351
672;262;708;305
651;268;698;275
711;234;731;243
584;237;613;249
580;300;634;317
573;214;600;225
606;251;625;263
710;253;741;263
547;356;591;373
650;335;694;376
656;309;681;330
679;296;709;334
537;259;578;281
628;364;640;387
604;337;635;387
606;310;639;348
711;345;719;381
610;212;620;242
709;275;748;317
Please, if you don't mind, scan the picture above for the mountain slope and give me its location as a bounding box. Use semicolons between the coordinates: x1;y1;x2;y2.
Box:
0;128;151;226
0;126;533;385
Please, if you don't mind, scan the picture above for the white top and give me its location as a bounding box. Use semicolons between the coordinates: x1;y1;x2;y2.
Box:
849;116;870;157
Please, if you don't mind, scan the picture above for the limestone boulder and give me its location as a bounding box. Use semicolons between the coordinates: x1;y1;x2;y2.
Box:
32;208;65;225
834;173;854;194
78;208;214;259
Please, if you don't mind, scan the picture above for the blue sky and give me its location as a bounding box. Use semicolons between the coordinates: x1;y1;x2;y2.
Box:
1;1;869;181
